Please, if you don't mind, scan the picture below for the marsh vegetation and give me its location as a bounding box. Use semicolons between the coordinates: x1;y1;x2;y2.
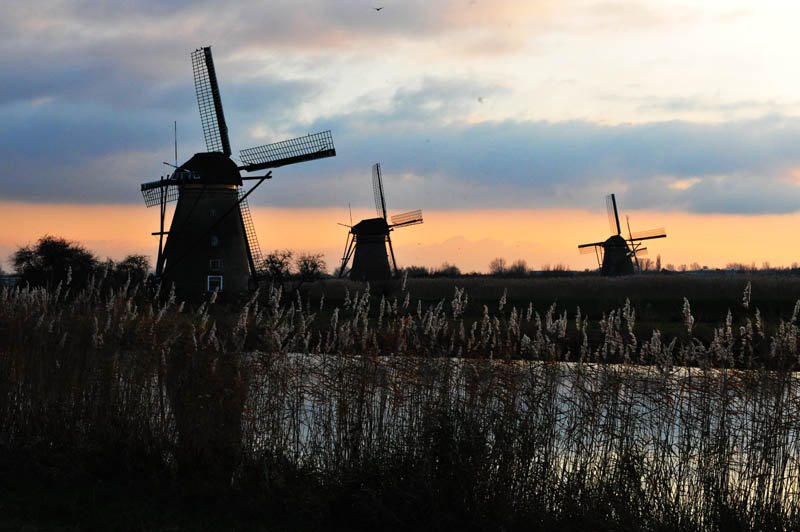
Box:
2;273;800;530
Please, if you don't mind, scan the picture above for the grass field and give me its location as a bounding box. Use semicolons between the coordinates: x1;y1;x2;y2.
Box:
3;272;800;530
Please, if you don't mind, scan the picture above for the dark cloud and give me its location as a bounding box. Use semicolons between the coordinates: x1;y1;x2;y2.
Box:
2;2;798;216
4;72;800;215
258;113;800;215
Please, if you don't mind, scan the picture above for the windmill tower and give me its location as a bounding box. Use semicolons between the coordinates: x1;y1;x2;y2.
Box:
338;163;423;281
578;193;666;276
140;47;336;295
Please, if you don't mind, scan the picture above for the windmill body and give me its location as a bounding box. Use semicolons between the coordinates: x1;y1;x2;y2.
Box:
600;234;635;276
159;153;252;293
578;193;666;276
141;47;336;296
349;217;392;281
339;164;423;282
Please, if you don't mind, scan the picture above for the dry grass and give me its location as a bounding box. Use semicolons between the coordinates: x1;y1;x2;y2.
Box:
2;273;800;530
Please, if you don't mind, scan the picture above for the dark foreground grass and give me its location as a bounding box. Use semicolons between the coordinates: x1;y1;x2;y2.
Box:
2;273;800;530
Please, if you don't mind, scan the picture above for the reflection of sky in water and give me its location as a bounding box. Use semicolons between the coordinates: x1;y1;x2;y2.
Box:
244;355;800;511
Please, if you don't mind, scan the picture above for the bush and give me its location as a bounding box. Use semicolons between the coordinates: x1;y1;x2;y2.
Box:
12;235;98;289
489;257;507;276
262;249;294;283
506;259;528;277
432;262;461;277
402;265;431;278
295;252;327;282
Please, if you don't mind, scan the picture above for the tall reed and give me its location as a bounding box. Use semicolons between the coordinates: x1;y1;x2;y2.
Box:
1;275;800;530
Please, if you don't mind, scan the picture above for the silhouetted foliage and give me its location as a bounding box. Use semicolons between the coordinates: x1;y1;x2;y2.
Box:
488;257;507;275
11;235;98;289
403;265;431;278
432;262;461;277
112;254;151;285
506;259;528;277
263;249;294;283
295;252;327;282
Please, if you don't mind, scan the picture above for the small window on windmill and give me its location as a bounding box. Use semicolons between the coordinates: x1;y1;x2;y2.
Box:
210;235;220;247
209;259;222;272
207;275;223;292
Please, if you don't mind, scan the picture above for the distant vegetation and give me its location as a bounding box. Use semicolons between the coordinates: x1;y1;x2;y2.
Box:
9;235;149;290
262;249;327;283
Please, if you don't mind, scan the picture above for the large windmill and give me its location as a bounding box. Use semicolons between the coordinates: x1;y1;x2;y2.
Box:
140;47;336;295
338;163;423;281
578;193;666;275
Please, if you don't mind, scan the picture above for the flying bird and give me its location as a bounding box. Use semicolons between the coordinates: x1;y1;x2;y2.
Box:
373;6;384;10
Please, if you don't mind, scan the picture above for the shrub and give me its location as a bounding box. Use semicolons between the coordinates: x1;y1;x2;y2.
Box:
295;252;327;282
489;257;507;275
262;249;294;283
11;235;98;289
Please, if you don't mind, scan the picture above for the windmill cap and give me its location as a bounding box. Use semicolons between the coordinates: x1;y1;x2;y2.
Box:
178;152;242;185
352;217;390;235
604;234;629;248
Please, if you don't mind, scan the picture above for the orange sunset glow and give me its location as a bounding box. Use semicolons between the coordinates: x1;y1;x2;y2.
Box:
1;202;796;273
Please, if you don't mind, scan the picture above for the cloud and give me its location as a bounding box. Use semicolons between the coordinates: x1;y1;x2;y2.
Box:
2;2;798;216
263;110;800;215
5;72;800;215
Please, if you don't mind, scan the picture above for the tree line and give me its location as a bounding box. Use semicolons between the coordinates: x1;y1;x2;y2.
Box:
2;236;329;289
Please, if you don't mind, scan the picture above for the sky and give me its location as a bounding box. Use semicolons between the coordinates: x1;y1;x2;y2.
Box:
2;1;800;272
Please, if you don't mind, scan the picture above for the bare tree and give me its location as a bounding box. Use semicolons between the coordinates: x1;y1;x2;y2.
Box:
507;259;528;277
295;252;327;282
433;262;461;277
263;250;294;283
489;257;507;276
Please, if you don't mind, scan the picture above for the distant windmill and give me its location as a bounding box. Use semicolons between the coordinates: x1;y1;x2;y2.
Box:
338;163;423;281
140;46;336;295
578;193;666;275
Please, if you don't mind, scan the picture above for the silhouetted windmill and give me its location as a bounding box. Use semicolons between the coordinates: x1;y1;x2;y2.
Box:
140;46;336;295
338;163;423;281
578;193;666;275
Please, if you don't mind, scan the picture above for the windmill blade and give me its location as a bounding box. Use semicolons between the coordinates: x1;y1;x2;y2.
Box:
372;163;387;220
630;227;667;240
578;240;606;250
606;194;621;235
191;47;231;156
386;233;399;277
239;130;336;172
579;245;602;255
391;209;423;228
141;179;180;207
634;248;648;257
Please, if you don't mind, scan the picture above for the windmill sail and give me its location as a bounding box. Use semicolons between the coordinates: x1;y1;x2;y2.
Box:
239;130;335;171
238;188;264;274
391;209;423;227
630;227;667;241
192;47;231;156
141;178;181;207
579;244;603;254
606;194;621;235
372;163;387;219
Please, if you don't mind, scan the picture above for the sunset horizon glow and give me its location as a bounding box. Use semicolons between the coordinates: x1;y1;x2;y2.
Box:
1;202;796;274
